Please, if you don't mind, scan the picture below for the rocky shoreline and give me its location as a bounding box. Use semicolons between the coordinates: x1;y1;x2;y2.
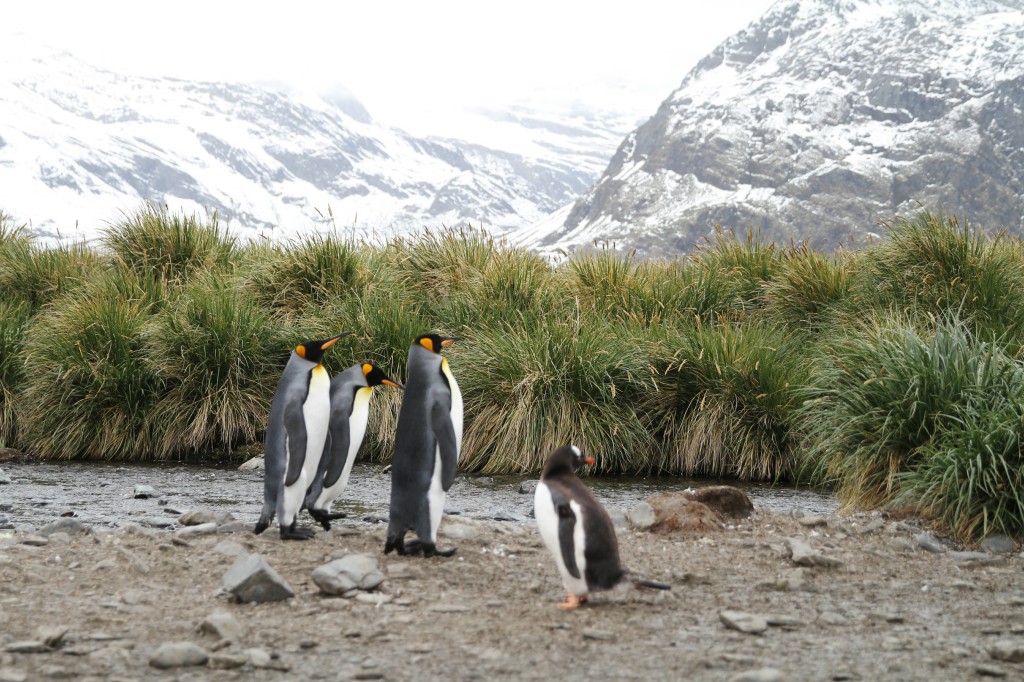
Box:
1;486;1023;681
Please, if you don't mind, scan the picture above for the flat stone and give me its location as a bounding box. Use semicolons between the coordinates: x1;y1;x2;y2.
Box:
133;485;157;499
0;470;11;485
19;534;48;547
798;514;828;528
989;639;1024;663
247;647;273;668
981;534;1017;555
208;653;249;670
174;522;218;538
720;610;768;634
149;641;208;669
627;501;657;531
39;518;88;536
491;510;529;523
223;553;294;603
518;480;538;495
4;641;49;654
681;486;754;519
644;493;723;533
976;663;1009;677
312;554;384;595
35;625;68;648
198;610;244;642
787;537;842;567
238;457;264;471
728;668;783;682
179;510;219;526
913;532;947;553
216;521;251;533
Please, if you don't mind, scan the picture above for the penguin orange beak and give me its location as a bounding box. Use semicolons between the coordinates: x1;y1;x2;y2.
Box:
383;379;404;389
320;332;353;350
584;457;596;465
440;336;462;347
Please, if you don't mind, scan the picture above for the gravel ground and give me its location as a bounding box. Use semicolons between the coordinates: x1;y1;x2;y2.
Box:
1;507;1022;681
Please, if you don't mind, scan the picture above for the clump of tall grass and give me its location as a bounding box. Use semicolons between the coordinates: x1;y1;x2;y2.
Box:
860;211;1024;339
762;245;852;330
456;308;656;474
901;393;1024;541
645;319;808;480
243;231;369;317
17;269;163;459
103;204;237;284
0;301;32;446
689;227;785;315
800;315;1015;510
146;277;292;459
380;225;496;301
0;231;99;310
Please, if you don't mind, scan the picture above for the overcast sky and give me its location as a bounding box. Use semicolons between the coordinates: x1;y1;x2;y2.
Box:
5;0;777;136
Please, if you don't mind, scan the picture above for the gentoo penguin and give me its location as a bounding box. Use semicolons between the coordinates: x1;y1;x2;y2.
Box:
254;333;350;540
305;363;403;530
535;445;670;608
384;333;463;557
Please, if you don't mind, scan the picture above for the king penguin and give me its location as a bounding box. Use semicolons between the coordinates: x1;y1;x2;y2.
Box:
305;363;403;530
254;333;350;540
384;333;462;557
535;445;670;607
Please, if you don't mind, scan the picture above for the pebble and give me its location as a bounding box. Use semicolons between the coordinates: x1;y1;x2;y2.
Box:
208;653;249;670
198;611;244;642
39;518;88;536
0;470;11;485
312;554;385;595
223;553;295;603
627;501;657;531
36;625;68;648
133;485;157;499
798;515;827;528
174;522;218;539
19;534;48;547
518;480;538;495
720;611;768;634
246;647;273;668
238;456;264;471
728;668;782;682
980;535;1017;555
787;538;842;568
913;532;947;553
148;641;209;669
988;640;1024;663
491;510;528;523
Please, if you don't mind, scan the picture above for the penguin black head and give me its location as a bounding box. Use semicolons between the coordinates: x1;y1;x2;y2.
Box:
415;333;462;354
363;363;404;389
295;332;353;364
542;445;596;479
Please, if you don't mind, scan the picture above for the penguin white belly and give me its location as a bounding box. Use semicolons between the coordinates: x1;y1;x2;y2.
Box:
441;359;463;457
427;447;446;542
315;387;371;509
534;483;589;596
282;366;332;524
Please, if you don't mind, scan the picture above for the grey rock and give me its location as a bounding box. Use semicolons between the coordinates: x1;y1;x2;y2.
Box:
492;509;528;523
913;532;947;553
216;521;251;533
627;501;657;531
133;485;157;499
140;517;175;529
35;626;68;649
354;592;393;606
0;469;10;485
787;538;842;568
607;507;629;530
211;540;248;558
174;522;218;538
981;534;1017;555
989;639;1024;663
4;641;49;654
518;480;539;495
198;611;244;642
798;514;828;528
247;647;273;668
148;641;209;669
179;509;235;526
975;664;1009;677
720;610;768;634
223;553;294;603
238;457;264;471
855;518;885;534
208;653;249;670
117;521;157;538
312;554;384;595
19;534;48;547
39;518;88;536
728;669;783;682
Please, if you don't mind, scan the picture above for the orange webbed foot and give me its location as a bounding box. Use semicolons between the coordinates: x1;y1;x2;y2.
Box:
557;594;583;609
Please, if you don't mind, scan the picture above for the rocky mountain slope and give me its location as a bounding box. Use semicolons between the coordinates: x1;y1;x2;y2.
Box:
0;36;631;244
517;0;1024;258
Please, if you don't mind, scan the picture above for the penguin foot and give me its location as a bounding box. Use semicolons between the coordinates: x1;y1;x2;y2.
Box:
400;538;422;555
280;522;316;541
307;509;333;531
557;594;585;609
384;535;405;555
253;519;270;535
422;542;457;558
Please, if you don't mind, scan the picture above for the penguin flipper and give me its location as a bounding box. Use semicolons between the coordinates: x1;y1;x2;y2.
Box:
283;401;308;487
430;401;459;490
554;498;581;580
321;428;350;489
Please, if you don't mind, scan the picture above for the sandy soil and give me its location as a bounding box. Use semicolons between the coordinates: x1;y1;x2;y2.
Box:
0;509;1022;681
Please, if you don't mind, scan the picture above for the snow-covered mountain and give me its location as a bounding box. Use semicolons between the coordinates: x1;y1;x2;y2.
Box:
0;36;633;244
515;0;1024;257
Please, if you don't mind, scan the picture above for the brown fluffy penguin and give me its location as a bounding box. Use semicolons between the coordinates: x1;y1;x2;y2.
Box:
534;445;670;608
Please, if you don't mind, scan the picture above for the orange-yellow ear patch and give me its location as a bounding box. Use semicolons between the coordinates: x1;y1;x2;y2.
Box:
419;337;434;353
362;363;373;377
296;345;306;358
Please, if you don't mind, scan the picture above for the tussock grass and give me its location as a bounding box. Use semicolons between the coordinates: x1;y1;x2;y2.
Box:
146;277;290;458
689;226;784;315
0;301;31;446
103;204;237;284
763;245;852;329
17;269;162;459
646;320;807;480
0;231;99;311
457;309;656;474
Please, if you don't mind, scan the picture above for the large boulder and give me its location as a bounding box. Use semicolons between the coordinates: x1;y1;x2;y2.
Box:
681;486;754;519
644;492;723;533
